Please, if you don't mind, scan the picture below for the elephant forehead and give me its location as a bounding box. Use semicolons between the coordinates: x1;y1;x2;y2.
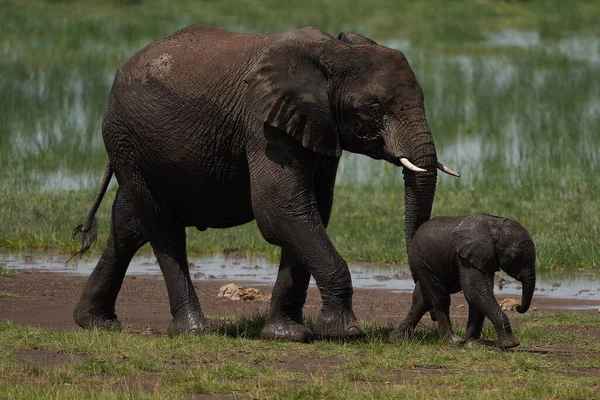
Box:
353;66;420;102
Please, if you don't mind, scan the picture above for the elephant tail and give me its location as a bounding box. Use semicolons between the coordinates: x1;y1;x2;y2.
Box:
68;161;113;263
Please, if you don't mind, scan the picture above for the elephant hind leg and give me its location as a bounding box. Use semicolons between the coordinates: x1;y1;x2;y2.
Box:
108;152;207;335
430;294;465;345
150;225;208;336
389;282;431;343
125;173;207;335
74;188;147;331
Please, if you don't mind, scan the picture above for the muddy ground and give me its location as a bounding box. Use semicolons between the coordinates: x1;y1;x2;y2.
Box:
2;271;599;334
2;270;600;398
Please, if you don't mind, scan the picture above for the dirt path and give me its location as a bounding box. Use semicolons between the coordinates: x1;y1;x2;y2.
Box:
2;271;599;333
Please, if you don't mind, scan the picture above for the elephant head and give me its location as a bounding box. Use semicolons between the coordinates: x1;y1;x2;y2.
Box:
245;28;458;248
496;219;537;313
453;214;537;313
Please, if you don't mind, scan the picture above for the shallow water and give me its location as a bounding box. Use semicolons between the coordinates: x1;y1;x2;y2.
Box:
485;30;600;64
2;252;599;301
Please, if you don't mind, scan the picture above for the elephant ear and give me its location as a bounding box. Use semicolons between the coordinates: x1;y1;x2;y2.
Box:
452;215;500;274
244;36;340;157
337;31;378;46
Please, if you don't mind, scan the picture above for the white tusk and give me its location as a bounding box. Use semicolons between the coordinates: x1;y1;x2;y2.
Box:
400;157;426;172
436;162;460;177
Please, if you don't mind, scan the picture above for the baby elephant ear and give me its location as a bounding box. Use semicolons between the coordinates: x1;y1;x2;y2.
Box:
244;37;341;157
336;31;378;46
452;215;499;274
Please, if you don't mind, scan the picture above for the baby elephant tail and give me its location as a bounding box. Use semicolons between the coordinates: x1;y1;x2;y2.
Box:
68;161;113;263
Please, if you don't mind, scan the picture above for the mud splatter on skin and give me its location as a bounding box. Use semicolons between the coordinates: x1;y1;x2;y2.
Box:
149;53;173;79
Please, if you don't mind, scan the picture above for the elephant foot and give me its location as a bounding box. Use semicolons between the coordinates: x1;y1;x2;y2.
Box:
167;304;209;336
389;324;413;343
314;308;365;340
446;333;466;346
496;337;520;349
261;318;313;342
73;307;122;331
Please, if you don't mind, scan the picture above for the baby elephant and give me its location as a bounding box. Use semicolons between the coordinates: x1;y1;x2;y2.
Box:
390;213;536;349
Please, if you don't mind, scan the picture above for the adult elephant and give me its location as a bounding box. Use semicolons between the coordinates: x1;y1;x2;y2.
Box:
71;25;458;341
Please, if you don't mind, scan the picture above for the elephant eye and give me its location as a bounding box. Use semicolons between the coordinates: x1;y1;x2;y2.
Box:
369;102;385;117
355;101;384;121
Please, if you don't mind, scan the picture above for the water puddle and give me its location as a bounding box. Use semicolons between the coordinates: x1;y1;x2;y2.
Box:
2;252;599;300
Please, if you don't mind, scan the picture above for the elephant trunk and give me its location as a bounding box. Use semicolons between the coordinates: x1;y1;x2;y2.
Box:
516;272;536;313
395;115;438;249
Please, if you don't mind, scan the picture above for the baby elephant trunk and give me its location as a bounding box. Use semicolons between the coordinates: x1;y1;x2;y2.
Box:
516;272;535;313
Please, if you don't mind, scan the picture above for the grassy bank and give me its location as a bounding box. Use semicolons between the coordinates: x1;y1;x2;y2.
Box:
1;313;599;399
1;0;599;271
1;181;598;270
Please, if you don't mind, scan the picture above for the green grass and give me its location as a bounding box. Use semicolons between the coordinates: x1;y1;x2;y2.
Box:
1;181;598;270
1;0;600;271
0;264;11;279
1;312;599;399
0;291;20;298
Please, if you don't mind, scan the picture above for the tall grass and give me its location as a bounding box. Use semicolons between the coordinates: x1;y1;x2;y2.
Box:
1;0;599;270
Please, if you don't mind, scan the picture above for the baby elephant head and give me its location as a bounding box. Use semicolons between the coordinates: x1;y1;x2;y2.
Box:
453;213;537;313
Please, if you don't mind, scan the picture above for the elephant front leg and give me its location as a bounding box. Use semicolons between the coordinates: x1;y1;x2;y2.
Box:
257;218;363;340
461;271;520;349
250;147;363;340
464;303;486;342
261;159;338;342
261;248;313;342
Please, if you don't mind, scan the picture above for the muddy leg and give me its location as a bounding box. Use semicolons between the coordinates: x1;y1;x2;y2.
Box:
261;159;338;342
464;302;486;342
74;189;147;331
390;282;431;342
261;248;313;341
150;226;208;336
461;271;519;349
432;294;465;345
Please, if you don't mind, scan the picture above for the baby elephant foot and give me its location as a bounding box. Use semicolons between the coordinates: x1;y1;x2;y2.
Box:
389;324;413;343
167;304;209;336
496;337;520;349
314;308;365;340
73;307;122;331
445;333;466;346
261;318;313;342
450;335;466;345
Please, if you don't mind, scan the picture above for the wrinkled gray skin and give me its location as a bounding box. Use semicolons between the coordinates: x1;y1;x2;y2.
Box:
72;26;441;341
389;213;536;349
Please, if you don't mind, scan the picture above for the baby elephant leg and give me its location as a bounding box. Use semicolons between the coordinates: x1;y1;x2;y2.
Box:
464;303;486;341
390;282;430;342
461;271;520;349
430;293;465;345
